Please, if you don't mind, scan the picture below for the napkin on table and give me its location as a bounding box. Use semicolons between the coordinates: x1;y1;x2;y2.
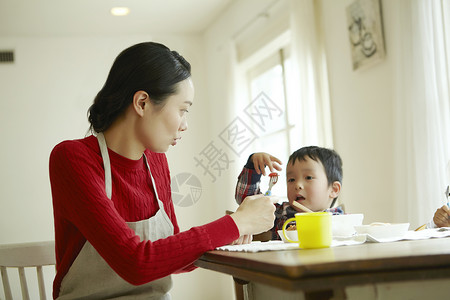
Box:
216;235;367;253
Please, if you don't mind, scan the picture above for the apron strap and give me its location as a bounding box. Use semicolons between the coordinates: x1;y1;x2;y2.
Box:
143;153;161;203
96;132;112;199
96;133;163;212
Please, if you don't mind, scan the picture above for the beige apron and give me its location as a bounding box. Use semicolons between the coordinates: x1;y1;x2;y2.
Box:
57;133;174;299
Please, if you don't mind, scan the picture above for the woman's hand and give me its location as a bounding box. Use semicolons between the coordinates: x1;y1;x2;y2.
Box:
433;205;450;227
230;194;277;236
251;152;282;176
230;234;253;245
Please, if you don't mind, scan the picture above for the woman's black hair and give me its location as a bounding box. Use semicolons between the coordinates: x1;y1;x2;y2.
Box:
288;146;343;207
88;42;191;133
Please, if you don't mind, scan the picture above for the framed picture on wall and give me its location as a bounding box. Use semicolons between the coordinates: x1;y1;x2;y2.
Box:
346;0;385;70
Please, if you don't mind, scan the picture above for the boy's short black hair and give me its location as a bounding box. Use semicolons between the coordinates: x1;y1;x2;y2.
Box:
288;146;343;207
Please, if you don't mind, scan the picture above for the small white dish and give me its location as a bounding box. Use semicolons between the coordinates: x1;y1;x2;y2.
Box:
277;230;298;243
332;214;364;237
354;223;410;240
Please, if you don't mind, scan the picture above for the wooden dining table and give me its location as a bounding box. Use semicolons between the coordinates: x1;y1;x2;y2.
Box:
195;237;450;300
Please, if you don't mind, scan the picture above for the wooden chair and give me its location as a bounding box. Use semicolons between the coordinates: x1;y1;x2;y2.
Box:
0;241;55;300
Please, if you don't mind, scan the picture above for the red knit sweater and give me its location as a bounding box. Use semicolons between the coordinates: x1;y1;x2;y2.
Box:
49;135;239;299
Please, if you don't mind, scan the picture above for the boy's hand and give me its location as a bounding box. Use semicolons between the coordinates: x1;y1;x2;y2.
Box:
433;205;450;227
251;152;282;176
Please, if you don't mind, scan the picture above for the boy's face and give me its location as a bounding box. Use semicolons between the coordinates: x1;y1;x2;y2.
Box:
286;156;339;212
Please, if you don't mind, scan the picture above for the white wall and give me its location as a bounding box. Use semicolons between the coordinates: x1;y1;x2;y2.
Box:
0;36;138;245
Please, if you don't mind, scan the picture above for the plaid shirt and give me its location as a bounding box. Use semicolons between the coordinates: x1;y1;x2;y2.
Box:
235;155;344;240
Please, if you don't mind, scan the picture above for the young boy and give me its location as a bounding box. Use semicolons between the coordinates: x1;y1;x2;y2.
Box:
235;146;344;240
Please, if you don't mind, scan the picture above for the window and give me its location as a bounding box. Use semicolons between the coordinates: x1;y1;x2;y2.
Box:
247;47;293;159
238;32;303;197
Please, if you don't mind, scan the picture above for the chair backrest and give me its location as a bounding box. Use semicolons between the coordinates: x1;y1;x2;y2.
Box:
0;241;55;300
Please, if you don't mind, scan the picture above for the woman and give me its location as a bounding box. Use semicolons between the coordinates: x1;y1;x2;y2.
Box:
49;42;276;299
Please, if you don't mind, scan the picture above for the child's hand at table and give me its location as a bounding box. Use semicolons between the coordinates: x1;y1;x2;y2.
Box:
433;205;450;227
251;152;282;176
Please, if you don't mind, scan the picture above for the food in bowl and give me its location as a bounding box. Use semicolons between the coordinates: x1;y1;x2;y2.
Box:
286;224;297;231
369;222;391;226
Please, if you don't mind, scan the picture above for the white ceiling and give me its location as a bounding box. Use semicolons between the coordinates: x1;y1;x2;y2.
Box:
0;0;234;36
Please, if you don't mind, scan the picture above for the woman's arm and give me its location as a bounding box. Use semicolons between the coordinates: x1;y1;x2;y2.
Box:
50;141;239;285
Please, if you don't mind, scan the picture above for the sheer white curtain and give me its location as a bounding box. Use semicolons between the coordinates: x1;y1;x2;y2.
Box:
393;0;450;227
288;0;333;148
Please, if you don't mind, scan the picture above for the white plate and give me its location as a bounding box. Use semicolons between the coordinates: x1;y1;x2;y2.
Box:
354;223;410;240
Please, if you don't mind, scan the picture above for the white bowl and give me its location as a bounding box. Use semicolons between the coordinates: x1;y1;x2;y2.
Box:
277;230;298;243
332;214;364;237
354;223;410;240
